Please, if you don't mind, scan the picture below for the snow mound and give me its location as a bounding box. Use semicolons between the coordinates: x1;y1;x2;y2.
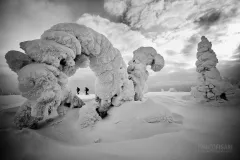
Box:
108;98;174;125
77;97;175;132
3;92;240;159
78;102;101;129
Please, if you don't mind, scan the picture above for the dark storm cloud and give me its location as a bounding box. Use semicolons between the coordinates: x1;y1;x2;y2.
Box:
109;0;160;30
112;0;183;29
119;12;132;29
194;9;221;29
115;0;137;29
194;4;240;31
180;35;199;56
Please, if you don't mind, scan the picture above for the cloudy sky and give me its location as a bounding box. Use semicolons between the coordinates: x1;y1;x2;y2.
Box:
0;0;240;93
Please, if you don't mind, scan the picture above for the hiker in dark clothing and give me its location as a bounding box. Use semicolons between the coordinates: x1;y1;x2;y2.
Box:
85;87;89;95
76;87;80;94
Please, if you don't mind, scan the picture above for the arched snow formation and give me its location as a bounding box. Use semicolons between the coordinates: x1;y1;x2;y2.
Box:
5;23;165;127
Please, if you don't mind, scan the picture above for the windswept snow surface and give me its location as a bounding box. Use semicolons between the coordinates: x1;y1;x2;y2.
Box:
0;91;240;160
77;93;95;101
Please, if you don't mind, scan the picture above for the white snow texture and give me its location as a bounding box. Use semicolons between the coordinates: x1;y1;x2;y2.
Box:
128;47;165;100
5;23;143;127
191;36;235;102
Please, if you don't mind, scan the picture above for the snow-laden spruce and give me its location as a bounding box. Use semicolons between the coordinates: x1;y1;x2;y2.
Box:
127;47;164;101
5;51;85;129
191;36;235;102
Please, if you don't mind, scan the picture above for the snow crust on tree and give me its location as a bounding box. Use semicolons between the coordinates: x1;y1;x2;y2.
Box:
191;36;235;102
127;47;164;100
5;50;33;73
78;103;101;129
5;54;85;128
5;23;136;124
40;23;135;115
4;25;98;128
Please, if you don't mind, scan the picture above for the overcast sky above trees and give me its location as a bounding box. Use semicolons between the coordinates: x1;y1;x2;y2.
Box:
0;0;239;93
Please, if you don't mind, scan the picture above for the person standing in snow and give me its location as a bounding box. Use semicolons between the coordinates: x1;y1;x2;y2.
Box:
77;87;80;95
85;87;89;95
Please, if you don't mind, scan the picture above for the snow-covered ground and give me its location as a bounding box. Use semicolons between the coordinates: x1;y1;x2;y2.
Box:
77;93;95;102
0;91;240;160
